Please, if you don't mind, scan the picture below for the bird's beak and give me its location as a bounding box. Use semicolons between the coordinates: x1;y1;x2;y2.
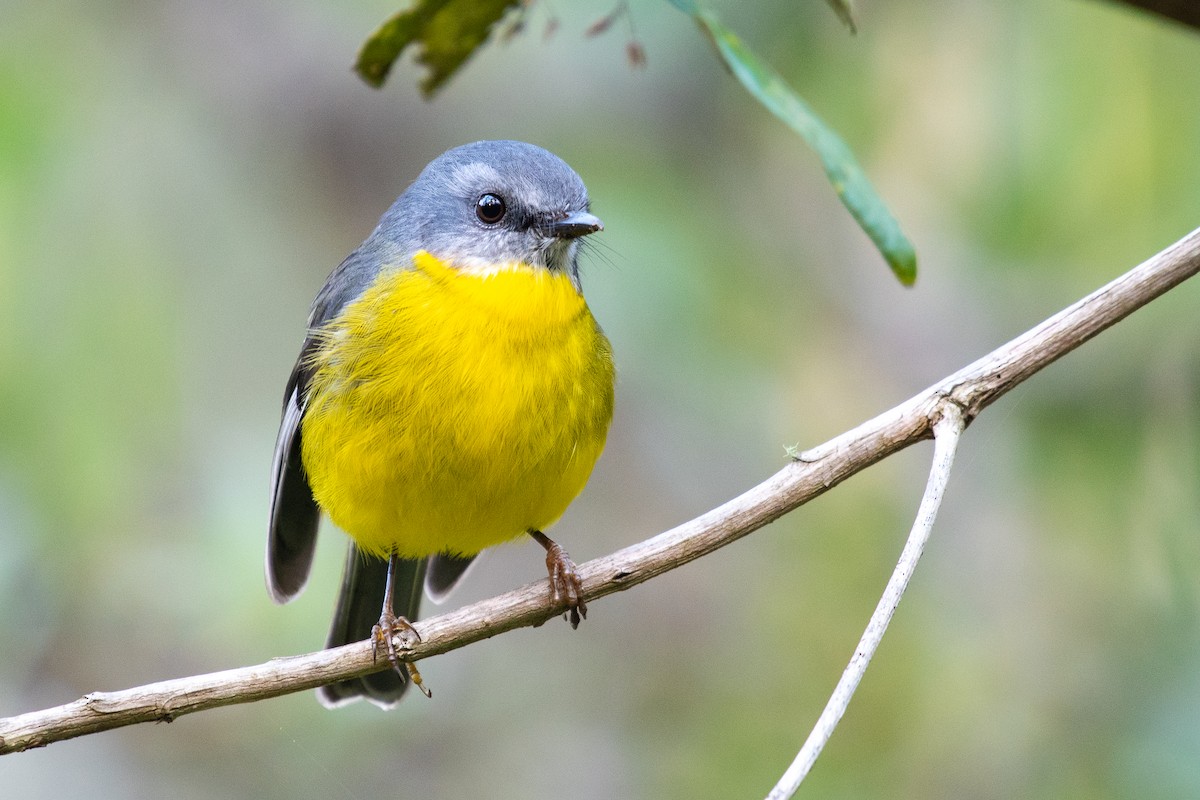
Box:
541;211;604;240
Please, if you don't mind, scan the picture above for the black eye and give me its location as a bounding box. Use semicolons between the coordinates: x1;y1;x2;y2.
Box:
476;193;506;224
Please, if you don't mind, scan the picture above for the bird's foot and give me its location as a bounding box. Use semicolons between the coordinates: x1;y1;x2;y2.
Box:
530;530;587;629
371;611;431;698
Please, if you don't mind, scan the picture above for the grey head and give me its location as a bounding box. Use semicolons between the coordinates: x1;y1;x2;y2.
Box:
377;140;600;279
308;141;601;328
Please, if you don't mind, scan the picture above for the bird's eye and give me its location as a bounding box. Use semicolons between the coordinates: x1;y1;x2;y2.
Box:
475;193;506;224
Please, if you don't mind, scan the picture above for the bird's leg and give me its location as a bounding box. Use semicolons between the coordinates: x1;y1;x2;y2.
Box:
371;552;431;698
529;529;587;629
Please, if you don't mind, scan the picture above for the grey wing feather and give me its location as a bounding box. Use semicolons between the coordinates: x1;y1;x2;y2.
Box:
265;340;321;603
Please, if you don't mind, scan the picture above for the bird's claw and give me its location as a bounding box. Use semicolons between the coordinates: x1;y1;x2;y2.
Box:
544;541;587;629
371;612;431;698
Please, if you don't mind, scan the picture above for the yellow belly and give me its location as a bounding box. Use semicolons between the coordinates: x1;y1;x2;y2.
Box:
300;251;615;559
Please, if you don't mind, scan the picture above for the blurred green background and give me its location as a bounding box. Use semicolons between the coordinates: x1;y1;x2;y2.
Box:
2;1;1199;797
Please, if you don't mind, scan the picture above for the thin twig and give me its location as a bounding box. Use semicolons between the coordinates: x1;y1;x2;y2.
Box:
767;403;966;800
1;227;1198;755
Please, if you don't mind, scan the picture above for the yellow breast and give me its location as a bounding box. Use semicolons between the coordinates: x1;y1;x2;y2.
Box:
300;251;615;559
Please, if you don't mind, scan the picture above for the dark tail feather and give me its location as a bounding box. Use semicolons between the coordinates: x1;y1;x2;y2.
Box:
425;553;477;603
317;544;426;709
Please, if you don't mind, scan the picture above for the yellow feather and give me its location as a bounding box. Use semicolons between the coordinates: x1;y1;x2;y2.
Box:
300;250;615;559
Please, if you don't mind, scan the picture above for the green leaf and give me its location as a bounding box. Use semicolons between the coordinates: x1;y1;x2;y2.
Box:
669;0;916;285
356;0;522;96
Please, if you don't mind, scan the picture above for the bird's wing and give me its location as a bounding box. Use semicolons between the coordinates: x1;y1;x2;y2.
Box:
265;246;390;603
265;335;321;603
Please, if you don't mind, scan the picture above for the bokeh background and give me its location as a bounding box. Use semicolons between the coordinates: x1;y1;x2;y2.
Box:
3;1;1200;797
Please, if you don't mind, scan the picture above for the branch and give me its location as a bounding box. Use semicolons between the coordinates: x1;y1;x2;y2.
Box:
3;227;1199;756
767;404;966;800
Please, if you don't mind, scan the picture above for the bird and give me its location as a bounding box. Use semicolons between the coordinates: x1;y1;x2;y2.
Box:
266;140;615;708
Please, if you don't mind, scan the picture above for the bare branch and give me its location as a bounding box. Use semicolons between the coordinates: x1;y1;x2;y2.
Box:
767;403;966;800
2;227;1198;756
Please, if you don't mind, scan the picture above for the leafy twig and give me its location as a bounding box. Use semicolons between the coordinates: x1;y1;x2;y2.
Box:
668;0;916;285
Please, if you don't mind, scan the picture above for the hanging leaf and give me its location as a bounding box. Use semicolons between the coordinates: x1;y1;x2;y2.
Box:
669;0;916;285
356;0;522;96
